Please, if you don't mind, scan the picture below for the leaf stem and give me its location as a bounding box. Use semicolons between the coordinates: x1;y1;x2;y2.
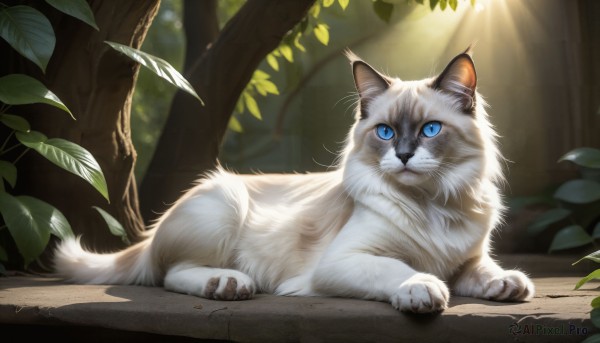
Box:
0;131;14;153
13;147;30;165
0;103;10;114
1;143;22;155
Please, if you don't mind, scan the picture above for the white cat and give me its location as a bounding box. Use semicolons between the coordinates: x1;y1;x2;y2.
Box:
54;49;534;313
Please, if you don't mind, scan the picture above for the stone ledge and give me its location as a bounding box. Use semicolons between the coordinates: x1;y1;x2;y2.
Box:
0;255;598;342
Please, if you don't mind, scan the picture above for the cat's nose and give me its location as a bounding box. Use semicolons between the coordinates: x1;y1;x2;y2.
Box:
396;152;414;165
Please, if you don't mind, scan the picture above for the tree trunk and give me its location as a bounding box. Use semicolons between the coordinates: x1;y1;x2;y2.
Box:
140;0;316;223
1;0;159;252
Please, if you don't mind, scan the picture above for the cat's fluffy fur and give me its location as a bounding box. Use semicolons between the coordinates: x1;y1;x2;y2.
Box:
54;49;534;313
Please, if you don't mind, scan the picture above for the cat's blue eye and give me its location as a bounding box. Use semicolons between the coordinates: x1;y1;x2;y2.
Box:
421;121;442;138
376;124;395;140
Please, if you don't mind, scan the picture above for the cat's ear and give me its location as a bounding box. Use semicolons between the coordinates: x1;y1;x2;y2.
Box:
346;51;390;119
432;52;477;113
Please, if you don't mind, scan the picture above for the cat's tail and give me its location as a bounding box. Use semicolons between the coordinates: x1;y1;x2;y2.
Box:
53;236;157;286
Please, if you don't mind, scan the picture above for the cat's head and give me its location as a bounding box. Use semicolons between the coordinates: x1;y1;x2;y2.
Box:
343;49;502;200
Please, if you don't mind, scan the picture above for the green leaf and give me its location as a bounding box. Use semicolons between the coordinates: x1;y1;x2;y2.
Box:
309;3;321;18
593;308;600;329
549;225;593;253
554;179;600;204
92;206;130;244
243;93;261;120
228;115;243;133
105;41;203;105
294;33;306;52
582;333;600;343
0;6;55;72
526;208;571;236
253;70;270;80
15;131;109;202
260;80;279;95
313;23;330;46
0;160;17;188
593;296;600;309
449;0;458;10
573;250;600;265
559;147;600;169
339;0;350;10
0;193;52;266
255;82;267;97
439;0;448;10
575;269;600;290
235;96;244;114
373;0;394;23
323;0;335;7
0;114;30;132
0;74;73;118
279;45;293;63
0;244;7;262
430;0;440;10
266;54;279;71
19;196;73;240
45;0;99;30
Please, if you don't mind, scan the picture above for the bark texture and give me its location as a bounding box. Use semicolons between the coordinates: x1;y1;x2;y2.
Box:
139;0;316;223
0;0;159;251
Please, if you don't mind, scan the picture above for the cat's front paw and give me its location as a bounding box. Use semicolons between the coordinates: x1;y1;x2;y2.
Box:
391;273;449;314
483;270;534;302
204;272;256;301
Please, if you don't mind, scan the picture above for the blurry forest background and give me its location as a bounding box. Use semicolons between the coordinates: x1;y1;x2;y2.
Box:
133;0;599;252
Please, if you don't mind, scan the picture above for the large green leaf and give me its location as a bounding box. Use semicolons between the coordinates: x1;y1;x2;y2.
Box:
45;0;99;31
15;131;109;202
20;196;73;240
0;160;17;188
0;6;55;72
92;206;129;244
559;147;600;169
0;114;30;132
0;74;73;118
554;179;600;204
105;41;203;105
0;193;51;266
573;250;600;265
575;269;600;290
549;225;593;253
526;208;571;236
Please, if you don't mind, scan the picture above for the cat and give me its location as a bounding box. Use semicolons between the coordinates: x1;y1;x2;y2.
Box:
54;48;534;313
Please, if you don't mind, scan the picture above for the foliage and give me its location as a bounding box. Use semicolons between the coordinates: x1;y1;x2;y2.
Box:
573;251;600;342
515;147;600;253
228;0;466;132
0;0;197;271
